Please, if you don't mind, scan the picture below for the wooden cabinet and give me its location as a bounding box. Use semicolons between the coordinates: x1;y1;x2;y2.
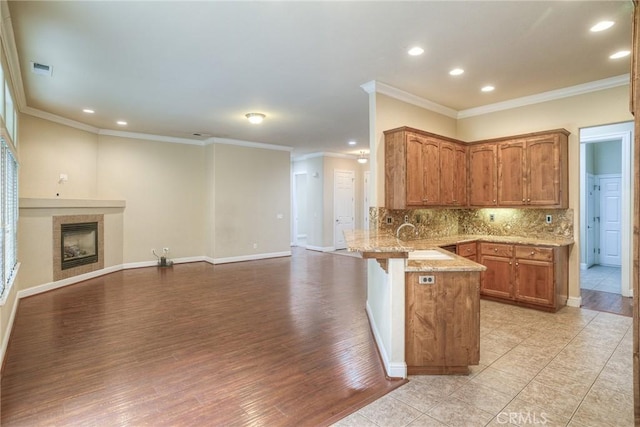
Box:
457;241;477;262
385;127;467;208
478;242;568;311
440;142;467;206
497;132;568;207
469;143;498;206
405;271;480;375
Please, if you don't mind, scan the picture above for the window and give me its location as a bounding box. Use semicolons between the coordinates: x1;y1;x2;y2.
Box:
4;82;15;144
0;139;17;296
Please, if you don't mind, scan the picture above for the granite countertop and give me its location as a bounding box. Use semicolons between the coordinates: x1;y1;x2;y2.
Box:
404;247;487;272
344;229;573;253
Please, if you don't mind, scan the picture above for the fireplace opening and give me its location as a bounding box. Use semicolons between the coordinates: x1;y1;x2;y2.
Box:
61;222;98;270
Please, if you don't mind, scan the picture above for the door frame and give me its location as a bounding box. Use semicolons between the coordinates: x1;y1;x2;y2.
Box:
580;123;633;297
292;171;307;248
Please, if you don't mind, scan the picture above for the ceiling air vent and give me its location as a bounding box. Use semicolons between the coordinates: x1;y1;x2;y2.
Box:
30;61;53;77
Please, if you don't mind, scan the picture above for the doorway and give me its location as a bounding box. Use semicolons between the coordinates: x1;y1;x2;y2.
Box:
293;172;308;248
580;122;633;298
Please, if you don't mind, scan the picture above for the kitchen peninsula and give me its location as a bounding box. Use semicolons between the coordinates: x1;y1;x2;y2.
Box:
345;227;573;379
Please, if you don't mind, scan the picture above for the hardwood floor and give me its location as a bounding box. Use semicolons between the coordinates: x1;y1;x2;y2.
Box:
581;288;633;317
1;248;405;426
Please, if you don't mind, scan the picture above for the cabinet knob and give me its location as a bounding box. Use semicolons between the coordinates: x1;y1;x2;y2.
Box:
522;199;525;202
515;262;519;266
467;248;471;252
527;198;531;202
493;200;496;203
531;251;535;255
494;248;498;252
509;261;512;265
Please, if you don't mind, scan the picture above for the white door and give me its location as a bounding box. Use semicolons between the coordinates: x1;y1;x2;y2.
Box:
334;170;355;250
586;174;597;267
363;171;370;230
599;175;622;267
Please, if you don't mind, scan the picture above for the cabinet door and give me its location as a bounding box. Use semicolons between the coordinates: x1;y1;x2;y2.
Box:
454;144;468;206
469;144;497;206
526;135;560;206
422;138;440;205
515;258;554;307
498;140;526;206
406;135;426;206
479;255;513;299
439;142;456;205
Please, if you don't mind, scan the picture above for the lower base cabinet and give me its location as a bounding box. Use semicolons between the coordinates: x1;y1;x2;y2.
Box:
479;242;568;312
405;271;480;375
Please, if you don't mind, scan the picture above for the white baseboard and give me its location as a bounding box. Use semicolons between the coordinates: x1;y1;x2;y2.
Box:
211;251;291;265
366;301;407;379
580;263;588;270
566;296;582;308
18;264;124;299
122;256;206;270
305;245;335;252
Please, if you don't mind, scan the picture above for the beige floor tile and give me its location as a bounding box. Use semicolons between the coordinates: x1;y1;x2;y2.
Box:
332;412;378;427
533;364;597;396
479;347;503;366
516;380;582;418
484;416;519;426
450;381;514;415
356;394;423;427
470;367;531;398
406;414;448;427
481;333;521;356
426;397;494;427
389;380;444;412
407;375;470;398
489;352;544;380
571;383;634;426
467;363;487;378
594;364;633;396
500;397;570;426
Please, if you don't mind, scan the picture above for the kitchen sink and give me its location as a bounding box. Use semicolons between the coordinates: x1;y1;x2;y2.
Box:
408;249;454;260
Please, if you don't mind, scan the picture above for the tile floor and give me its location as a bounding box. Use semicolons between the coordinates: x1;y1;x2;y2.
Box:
334;300;633;427
580;265;622;294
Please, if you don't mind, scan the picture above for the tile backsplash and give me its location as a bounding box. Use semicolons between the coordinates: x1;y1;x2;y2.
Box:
371;207;573;240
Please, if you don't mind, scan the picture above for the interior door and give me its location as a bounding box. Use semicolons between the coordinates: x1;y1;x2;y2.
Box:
334;170;355;250
599;175;622;267
586;174;596;267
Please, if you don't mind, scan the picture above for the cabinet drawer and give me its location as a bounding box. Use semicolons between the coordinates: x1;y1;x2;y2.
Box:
457;242;477;256
515;246;553;262
479;243;513;257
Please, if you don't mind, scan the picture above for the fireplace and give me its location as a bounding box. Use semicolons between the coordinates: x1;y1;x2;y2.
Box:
53;214;105;281
61;222;98;270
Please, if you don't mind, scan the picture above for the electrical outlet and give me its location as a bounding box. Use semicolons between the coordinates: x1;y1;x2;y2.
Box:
546;215;552;224
404;215;409;222
386;216;393;224
489;213;495;222
419;275;435;285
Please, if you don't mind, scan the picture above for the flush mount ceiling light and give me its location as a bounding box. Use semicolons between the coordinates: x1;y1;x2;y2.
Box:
481;85;495;92
357;151;368;164
407;46;424;56
245;113;266;124
590;21;614;32
609;50;630;59
82;108;95;114
116;120;127;126
449;68;464;76
348;140;357;146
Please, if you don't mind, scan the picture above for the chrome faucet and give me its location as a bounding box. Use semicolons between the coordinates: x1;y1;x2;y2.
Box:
396;222;416;239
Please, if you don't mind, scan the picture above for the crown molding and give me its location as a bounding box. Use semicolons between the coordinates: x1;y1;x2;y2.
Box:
99;129;204;146
360;80;458;119
23;106;100;134
457;74;630;118
292;151;359;161
209;137;293;152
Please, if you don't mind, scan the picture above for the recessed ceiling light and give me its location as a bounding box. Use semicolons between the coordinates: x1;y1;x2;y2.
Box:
590;21;614;32
82;109;95;114
348;140;357;146
481;85;495;92
245;113;266;124
408;46;424;56
609;50;630;59
449;68;464;76
116;120;127;126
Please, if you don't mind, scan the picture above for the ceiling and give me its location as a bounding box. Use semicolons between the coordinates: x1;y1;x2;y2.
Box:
6;1;634;157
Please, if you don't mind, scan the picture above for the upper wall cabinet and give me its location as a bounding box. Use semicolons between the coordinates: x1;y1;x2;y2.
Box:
385;127;467;209
494;130;569;208
468;143;498;206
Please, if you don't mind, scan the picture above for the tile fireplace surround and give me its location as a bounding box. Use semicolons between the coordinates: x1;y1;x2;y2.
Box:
53;214;104;281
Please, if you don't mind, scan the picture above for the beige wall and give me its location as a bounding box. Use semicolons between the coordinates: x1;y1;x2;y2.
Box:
19;114;99;198
213;143;291;259
373;94;458;204
96;135;206;262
